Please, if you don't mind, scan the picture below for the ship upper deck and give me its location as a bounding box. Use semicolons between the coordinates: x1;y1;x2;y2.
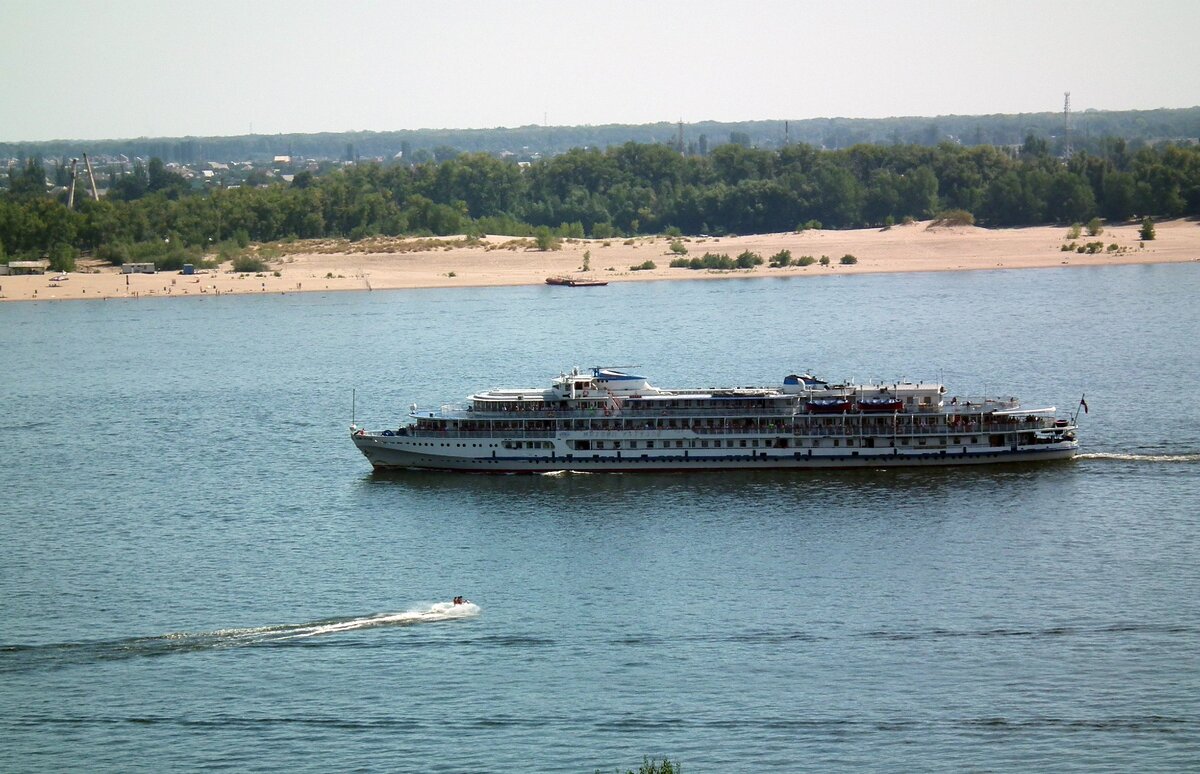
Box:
407;369;1037;421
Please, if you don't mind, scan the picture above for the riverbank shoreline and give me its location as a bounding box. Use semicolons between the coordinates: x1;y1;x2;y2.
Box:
2;219;1196;303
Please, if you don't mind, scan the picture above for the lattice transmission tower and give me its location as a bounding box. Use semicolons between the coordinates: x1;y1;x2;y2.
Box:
1063;91;1072;158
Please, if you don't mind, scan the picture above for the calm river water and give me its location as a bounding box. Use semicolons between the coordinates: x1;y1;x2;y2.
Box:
2;265;1198;771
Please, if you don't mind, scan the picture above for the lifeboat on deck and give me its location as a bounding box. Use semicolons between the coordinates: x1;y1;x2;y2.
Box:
806;398;852;414
857;396;905;413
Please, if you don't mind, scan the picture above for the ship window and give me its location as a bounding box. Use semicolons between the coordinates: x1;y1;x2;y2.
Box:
646;441;654;448
675;441;684;448
701;441;709;448
739;440;747;447
833;439;840;447
751;440;759;447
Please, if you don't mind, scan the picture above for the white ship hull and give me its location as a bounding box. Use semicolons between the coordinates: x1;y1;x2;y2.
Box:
352;432;1078;473
351;367;1082;474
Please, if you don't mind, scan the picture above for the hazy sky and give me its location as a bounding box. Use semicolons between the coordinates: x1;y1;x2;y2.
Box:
4;0;1198;142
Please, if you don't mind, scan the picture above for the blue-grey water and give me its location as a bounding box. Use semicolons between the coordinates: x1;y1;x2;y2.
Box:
2;265;1199;772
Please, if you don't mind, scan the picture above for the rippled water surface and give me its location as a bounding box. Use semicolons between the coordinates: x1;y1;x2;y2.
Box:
2;265;1199;771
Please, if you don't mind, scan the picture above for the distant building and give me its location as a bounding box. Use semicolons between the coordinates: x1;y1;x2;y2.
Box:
121;263;156;274
1;260;50;275
273;155;291;164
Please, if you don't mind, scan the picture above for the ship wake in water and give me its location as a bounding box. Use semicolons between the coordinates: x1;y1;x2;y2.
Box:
0;602;480;673
1078;452;1200;463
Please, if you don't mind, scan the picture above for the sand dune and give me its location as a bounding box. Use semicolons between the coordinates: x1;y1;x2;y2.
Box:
3;219;1196;303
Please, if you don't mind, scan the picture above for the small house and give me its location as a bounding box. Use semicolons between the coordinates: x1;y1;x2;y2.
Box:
2;260;51;275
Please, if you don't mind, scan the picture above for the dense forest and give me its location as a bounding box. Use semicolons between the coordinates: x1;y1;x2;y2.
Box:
2;135;1199;270
3;107;1198;164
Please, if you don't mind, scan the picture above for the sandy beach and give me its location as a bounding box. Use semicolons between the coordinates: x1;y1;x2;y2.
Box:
2;219;1196;303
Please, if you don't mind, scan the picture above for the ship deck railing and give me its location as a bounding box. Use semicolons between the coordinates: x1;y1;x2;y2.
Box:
396;419;1064;440
429;405;1011;420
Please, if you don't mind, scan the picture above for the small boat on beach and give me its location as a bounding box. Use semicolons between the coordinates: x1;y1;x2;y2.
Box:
545;276;608;287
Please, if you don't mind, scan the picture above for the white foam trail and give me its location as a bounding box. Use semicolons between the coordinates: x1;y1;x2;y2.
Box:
280;602;481;640
0;603;483;670
180;602;481;645
1078;452;1200;463
538;469;594;477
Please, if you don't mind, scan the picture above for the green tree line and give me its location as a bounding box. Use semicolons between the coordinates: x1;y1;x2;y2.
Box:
3;137;1199;267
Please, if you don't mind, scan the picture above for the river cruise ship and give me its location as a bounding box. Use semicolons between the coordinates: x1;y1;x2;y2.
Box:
350;368;1079;472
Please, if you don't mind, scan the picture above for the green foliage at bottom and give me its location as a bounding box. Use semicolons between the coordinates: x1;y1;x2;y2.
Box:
597;757;679;774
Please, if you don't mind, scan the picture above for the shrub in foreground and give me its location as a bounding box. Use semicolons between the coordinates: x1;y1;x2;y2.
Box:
232;255;269;273
931;209;975;227
735;250;763;268
768;249;792;267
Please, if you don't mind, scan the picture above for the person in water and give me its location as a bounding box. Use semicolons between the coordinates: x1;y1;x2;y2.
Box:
452;596;464;605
